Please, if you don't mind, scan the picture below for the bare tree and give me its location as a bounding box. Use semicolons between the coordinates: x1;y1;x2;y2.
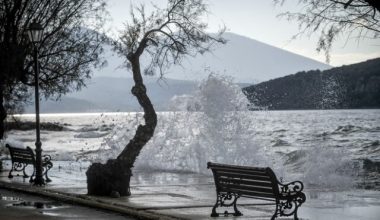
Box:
275;0;380;62
0;0;107;139
86;0;225;196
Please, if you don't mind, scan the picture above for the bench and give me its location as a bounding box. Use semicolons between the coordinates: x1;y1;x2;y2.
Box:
6;144;53;183
208;162;306;220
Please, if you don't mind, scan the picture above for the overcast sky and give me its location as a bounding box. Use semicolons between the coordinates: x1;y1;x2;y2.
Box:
105;0;380;67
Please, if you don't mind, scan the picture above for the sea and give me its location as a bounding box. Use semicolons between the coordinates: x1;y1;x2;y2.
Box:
3;109;380;190
1;75;380;190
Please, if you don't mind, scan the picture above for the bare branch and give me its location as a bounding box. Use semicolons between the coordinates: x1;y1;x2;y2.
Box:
276;0;379;62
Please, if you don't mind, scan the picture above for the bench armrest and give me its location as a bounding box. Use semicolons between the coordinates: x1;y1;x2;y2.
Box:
278;180;304;195
42;154;53;167
42;154;52;161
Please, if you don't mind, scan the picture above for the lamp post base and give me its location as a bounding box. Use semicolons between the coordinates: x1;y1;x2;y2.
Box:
32;177;46;186
33;141;45;186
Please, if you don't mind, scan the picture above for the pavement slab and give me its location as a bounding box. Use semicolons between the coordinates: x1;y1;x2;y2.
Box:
0;188;133;220
1;160;380;220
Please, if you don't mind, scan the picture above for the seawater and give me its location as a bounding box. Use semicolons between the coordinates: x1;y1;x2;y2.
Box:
2;75;380;190
4;110;380;189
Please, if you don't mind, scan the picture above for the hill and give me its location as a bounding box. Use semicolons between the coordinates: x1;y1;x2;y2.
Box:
243;58;380;110
94;32;331;83
24;77;199;113
24;32;333;113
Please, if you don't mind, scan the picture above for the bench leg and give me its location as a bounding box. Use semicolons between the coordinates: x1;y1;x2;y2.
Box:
211;196;220;217
44;167;52;183
8;168;13;178
22;165;29;178
29;167;36;183
294;212;299;220
43;161;53;183
210;192;242;217
271;201;279;220
42;156;53;183
275;192;306;220
8;162;28;179
232;195;242;216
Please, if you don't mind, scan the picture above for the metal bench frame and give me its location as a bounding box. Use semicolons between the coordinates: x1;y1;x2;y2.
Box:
208;162;306;220
6;144;53;183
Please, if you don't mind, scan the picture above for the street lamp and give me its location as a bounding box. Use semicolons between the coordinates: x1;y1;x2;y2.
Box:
27;20;45;185
0;27;5;140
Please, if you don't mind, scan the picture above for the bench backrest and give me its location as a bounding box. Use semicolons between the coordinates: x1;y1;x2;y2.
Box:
6;144;35;164
208;162;280;200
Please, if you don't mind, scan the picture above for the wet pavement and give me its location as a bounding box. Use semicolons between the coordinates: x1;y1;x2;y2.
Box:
0;188;134;219
0;160;380;220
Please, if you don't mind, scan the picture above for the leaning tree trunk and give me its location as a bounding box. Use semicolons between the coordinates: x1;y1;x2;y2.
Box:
86;54;157;196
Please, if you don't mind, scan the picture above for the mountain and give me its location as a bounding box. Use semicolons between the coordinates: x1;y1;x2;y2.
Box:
94;32;331;83
243;58;380;110
25;77;199;113
25;76;254;113
25;32;333;113
28;97;100;113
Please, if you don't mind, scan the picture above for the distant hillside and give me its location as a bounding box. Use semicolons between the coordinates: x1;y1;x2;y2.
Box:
94;32;331;83
243;58;380;110
24;97;100;113
25;77;199;113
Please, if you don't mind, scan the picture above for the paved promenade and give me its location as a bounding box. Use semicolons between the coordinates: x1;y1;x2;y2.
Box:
1;160;380;220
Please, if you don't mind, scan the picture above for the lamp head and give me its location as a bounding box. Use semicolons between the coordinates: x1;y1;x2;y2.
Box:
27;20;44;44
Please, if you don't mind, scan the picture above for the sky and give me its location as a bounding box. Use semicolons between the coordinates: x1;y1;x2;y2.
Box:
105;0;380;67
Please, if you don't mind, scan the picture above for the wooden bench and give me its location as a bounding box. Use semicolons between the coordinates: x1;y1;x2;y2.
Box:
208;162;306;220
6;144;53;183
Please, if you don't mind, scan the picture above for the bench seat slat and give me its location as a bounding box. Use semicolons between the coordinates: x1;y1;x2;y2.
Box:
13;153;34;158
12;156;34;160
219;187;276;199
12;150;32;153
208;163;267;172
11;154;34;160
12;148;30;154
219;182;275;194
12;152;33;157
13;153;34;157
210;166;267;176
11;158;34;163
217;177;273;188
216;171;271;181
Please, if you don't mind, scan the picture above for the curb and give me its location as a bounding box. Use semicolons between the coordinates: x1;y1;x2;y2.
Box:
0;181;182;220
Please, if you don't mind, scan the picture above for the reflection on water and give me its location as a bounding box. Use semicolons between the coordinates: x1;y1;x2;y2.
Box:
11;201;64;209
1;196;21;201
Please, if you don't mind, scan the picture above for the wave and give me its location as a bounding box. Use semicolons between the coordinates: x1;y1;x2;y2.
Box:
74;131;109;139
332;125;364;134
360;141;380;155
271;138;291;147
363;159;380;173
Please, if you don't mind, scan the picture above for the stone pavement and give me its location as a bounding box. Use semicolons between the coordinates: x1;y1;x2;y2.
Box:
1;160;380;220
0;188;133;220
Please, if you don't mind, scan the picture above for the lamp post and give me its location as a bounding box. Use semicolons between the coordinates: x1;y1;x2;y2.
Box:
27;20;45;185
0;27;5;140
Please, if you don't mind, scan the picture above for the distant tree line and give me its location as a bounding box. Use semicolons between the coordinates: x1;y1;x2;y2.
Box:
243;58;380;110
